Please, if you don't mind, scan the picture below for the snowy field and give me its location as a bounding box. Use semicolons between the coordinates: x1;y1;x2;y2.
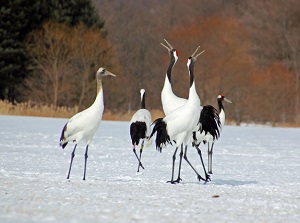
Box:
0;115;300;223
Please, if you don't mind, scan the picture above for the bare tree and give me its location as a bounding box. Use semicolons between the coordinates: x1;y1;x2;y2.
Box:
69;24;115;110
240;0;300;122
25;22;116;110
25;22;73;108
92;0;300;124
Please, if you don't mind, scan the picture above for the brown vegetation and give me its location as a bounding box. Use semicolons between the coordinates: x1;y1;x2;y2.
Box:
92;0;300;126
0;100;165;121
0;100;78;118
24;22;118;111
7;0;300;126
1;99;298;127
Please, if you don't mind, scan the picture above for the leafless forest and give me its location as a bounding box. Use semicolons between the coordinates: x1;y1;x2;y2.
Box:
90;0;300;126
23;0;300;126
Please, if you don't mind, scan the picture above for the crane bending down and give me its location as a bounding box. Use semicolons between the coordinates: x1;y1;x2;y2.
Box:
150;46;205;183
59;67;116;180
130;89;152;172
193;94;231;174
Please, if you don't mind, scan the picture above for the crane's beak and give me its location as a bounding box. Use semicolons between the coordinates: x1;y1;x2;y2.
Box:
224;98;232;103
105;70;116;77
191;46;205;60
161;42;170;50
160;39;174;50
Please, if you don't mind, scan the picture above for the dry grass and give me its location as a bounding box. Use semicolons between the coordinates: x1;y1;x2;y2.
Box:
0;100;165;121
1;100;299;127
0;100;78;118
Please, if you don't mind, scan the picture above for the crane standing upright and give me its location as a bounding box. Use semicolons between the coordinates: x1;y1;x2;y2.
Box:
193;94;231;174
130;89;152;172
60;67;116;180
207;94;232;174
160;39;187;183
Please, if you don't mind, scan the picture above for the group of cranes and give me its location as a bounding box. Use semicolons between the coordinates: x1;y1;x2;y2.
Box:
58;40;231;183
149;39;230;183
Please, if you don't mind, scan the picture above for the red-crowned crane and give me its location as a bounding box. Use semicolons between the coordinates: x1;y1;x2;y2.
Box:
207;94;232;173
130;89;152;172
193;94;231;174
60;67;116;180
160;39;187;183
150;46;205;183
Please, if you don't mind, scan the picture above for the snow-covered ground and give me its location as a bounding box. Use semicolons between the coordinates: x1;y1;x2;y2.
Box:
0;115;299;223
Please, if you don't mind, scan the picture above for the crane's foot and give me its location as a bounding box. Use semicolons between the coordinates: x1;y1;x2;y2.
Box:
166;180;176;184
205;174;211;182
167;177;182;184
197;174;209;182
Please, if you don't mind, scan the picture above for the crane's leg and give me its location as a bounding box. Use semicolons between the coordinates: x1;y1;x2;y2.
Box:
195;146;211;182
174;145;184;183
83;145;89;180
137;141;145;172
183;145;207;182
167;147;178;184
133;146;145;171
67;144;77;179
208;142;214;174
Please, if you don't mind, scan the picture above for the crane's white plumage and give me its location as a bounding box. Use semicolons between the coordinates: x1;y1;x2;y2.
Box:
130;89;152;172
59;67;116;180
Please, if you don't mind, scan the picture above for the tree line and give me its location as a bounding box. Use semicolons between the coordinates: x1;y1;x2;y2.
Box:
0;0;109;108
1;0;300;126
94;0;300;126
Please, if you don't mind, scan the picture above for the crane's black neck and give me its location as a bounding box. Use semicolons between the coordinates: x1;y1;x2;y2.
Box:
167;50;176;83
218;99;224;112
188;59;195;88
141;92;146;109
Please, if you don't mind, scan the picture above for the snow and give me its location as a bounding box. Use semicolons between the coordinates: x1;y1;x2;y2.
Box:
0;115;300;223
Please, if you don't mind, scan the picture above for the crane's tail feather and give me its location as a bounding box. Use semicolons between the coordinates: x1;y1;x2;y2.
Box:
130;121;147;146
60;123;68;149
60;142;68;149
199;105;221;141
150;118;171;152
